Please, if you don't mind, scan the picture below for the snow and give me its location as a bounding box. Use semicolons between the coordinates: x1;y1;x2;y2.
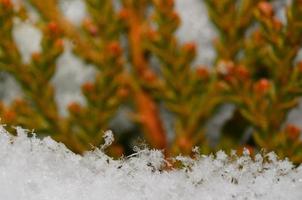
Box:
12;19;42;64
0;126;302;200
59;0;87;26
175;0;216;67
0;73;22;104
51;43;97;116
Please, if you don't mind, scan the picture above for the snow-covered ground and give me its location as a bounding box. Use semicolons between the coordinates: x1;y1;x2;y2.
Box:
0;126;301;200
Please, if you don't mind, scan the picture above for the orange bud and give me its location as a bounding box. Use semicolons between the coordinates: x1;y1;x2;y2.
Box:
196;67;209;80
258;2;274;17
47;21;60;35
272;18;282;31
54;39;64;49
297;61;302;73
0;0;12;8
286;124;300;141
83;18;98;36
183;42;196;54
82;82;94;93
167;0;174;7
170;11;180;23
117;87;129;98
254;78;271;94
89;25;98;36
235;65;250;80
31;52;41;62
253;30;263;43
68;102;82;114
107;41;122;56
215;81;230;91
143;69;157;82
224;75;235;83
3;110;16;122
118;8;130;20
146;29;159;41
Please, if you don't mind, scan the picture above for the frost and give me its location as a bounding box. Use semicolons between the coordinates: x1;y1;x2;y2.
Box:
0;126;302;200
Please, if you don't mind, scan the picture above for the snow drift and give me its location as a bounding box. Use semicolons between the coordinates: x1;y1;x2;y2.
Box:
0;126;302;200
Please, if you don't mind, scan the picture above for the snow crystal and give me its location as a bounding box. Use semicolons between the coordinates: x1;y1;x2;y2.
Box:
0;126;301;200
101;130;114;150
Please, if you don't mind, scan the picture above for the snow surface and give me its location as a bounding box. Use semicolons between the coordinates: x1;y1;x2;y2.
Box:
0;126;302;200
1;1;302;151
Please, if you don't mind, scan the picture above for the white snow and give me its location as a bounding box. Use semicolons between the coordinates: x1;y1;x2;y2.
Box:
51;43;97;116
59;0;87;26
0;125;302;200
0;73;23;104
12;19;42;64
175;0;216;67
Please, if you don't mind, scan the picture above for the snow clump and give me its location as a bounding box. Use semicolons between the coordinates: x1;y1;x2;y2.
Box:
0;126;302;200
